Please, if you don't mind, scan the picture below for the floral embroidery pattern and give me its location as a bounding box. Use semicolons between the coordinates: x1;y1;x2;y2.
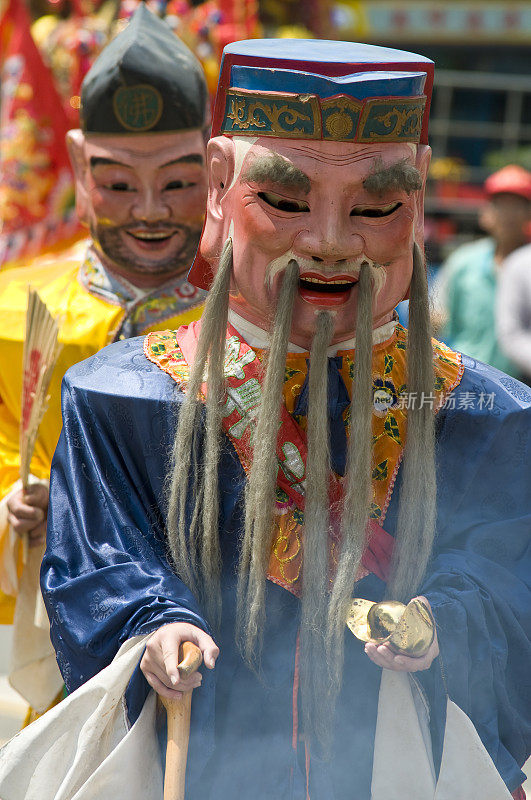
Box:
144;331;189;388
80;250;205;337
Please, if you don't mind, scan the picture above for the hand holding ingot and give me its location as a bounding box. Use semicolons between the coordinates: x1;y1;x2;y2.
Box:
346;597;435;658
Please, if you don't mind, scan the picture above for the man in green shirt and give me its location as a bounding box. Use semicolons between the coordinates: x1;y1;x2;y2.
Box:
435;165;531;375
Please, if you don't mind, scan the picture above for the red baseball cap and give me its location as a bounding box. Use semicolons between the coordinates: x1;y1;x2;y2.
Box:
484;165;531;201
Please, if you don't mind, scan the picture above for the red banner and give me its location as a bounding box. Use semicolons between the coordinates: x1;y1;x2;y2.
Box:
0;0;80;268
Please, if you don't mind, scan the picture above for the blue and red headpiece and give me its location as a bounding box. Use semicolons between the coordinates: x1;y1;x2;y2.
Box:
211;39;433;145
189;39;433;288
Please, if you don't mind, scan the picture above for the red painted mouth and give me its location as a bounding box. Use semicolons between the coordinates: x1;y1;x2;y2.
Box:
298;272;358;307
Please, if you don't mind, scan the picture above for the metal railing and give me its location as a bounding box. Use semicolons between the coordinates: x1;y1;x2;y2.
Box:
429;69;531;169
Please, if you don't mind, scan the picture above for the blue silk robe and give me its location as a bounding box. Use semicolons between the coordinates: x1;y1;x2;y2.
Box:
42;335;531;798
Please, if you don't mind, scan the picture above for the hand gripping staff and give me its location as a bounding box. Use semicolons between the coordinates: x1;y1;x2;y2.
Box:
158;642;203;800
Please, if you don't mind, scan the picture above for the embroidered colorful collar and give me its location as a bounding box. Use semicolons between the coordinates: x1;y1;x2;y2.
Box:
79;244;205;337
145;322;464;595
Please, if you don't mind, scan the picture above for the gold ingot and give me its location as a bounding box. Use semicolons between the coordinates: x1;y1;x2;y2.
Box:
346;598;435;658
367;601;406;641
345;598;375;642
387;598;435;657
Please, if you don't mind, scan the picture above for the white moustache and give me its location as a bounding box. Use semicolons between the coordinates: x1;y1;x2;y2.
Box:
265;250;387;296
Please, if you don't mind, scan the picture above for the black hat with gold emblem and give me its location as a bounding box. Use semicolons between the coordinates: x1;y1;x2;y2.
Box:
80;3;208;134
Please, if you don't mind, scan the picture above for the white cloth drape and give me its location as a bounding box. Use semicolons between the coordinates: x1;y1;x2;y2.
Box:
0;634;513;799
0;635;162;800
372;669;513;799
0;476;63;711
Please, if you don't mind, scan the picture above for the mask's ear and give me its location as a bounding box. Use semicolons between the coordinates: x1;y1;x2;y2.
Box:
199;136;236;266
66;129;90;227
207;137;235;220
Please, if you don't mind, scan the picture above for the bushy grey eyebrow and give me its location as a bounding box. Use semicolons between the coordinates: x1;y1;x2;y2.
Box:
242;154;311;195
363;157;422;196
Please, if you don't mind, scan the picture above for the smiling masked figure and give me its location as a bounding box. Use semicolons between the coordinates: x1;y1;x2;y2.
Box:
0;3;208;713
34;40;530;799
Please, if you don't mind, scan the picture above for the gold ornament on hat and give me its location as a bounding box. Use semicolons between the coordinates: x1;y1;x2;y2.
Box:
325;111;353;139
221;89;425;143
321;96;362;141
346;597;435;658
113;84;163;133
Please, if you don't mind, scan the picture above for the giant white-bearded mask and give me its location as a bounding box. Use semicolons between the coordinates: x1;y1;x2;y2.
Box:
200;135;429;345
176;40;438;750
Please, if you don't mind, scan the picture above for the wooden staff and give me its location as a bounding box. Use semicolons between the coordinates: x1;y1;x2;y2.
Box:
159;642;203;800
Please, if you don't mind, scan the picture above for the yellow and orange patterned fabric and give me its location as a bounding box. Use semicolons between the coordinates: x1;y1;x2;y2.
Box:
145;322;464;596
